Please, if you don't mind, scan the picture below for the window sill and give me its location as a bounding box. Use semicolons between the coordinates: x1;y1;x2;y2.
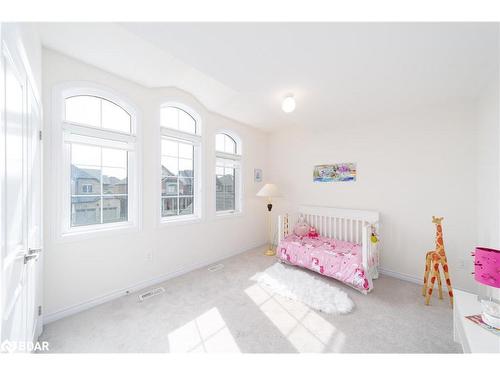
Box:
159;214;202;228
214;211;244;220
58;221;139;243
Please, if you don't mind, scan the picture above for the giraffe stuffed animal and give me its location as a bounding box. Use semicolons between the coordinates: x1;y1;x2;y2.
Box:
422;216;454;307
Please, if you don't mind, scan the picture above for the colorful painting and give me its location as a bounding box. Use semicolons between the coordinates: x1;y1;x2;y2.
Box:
313;163;356;182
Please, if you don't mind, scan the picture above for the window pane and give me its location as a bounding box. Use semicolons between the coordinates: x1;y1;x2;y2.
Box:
178;110;196;133
161;139;178;157
102;148;127;168
65;96;100;127
71;196;101;226
178;143;193;159
216;158;237;212
179;158;193;178
161;107;179;130
162;197;178;217
216;134;225;152
224;135;236;154
162;177;178;196
161;106;197;134
216;190;225;211
216;133;237;154
102;167;127;194
101;99;131;133
71;143;100;166
71;165;101;195
223;173;234;193
225;192;235;211
179;197;193;215
179;177;193;196
102;196;128;223
162;156;178;176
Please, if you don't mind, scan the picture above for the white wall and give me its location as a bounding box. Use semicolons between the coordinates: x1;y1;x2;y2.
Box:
42;49;269;317
268;103;480;292
476;73;500;301
476;79;499;248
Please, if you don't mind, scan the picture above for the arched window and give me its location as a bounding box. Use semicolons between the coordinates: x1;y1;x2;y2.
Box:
215;131;241;214
216;133;237;154
55;85;139;236
160;106;197;134
65;95;131;133
160;104;201;222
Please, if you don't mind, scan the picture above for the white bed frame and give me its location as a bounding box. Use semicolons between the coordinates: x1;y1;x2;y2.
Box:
278;205;380;280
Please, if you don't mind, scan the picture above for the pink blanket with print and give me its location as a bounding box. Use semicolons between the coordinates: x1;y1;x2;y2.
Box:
277;234;372;293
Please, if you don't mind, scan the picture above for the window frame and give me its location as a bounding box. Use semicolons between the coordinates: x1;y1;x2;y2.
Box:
51;83;141;241
215;130;243;217
158;103;202;226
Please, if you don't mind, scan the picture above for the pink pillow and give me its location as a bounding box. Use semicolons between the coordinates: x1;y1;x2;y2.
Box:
293;221;310;237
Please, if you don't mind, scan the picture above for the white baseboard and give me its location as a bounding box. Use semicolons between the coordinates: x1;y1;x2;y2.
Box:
43;243;266;325
378;267;422;285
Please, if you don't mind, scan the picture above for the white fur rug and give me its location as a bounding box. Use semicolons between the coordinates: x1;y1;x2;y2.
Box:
251;262;354;314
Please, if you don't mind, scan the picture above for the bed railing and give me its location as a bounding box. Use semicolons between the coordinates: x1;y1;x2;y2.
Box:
278;205;380;277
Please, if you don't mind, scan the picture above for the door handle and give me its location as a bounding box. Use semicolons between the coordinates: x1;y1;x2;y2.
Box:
28;247;42;254
24;253;39;264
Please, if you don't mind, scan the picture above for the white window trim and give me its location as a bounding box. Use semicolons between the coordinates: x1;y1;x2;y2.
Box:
158;105;203;226
215;130;243;217
51;82;142;242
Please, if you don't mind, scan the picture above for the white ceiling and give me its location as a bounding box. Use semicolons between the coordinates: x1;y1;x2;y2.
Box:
37;22;498;131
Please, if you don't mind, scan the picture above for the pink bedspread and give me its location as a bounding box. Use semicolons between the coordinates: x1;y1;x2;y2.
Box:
277;234;372;293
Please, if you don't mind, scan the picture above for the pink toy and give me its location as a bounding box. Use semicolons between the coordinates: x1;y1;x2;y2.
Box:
308;226;319;238
474;247;500;288
293;217;310;237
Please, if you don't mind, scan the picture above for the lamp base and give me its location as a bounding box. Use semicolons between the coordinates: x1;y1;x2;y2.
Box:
264;247;276;257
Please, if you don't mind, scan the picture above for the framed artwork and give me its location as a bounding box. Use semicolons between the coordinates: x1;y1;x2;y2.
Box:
313;163;356;182
254;168;263;182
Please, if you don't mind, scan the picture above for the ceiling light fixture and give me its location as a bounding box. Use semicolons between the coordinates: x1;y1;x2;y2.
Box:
281;95;296;113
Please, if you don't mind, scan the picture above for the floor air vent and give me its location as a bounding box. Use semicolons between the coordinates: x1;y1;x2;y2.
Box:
138;287;165;301
207;263;224;272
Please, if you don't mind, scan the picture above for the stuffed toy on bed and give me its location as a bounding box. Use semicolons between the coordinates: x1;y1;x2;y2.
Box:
308;227;319;238
293;217;310;237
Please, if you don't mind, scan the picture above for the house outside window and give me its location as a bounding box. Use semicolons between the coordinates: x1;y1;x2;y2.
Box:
81;184;93;193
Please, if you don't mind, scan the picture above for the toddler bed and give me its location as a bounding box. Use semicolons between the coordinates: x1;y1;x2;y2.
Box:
277;206;380;294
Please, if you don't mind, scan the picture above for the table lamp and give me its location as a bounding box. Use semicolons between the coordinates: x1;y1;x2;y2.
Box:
473;247;500;329
256;183;280;256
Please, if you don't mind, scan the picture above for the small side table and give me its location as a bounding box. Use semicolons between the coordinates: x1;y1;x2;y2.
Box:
453;289;500;353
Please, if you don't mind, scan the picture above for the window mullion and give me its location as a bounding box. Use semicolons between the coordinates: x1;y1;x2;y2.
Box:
177;152;180;216
99;98;103;128
100;146;104;224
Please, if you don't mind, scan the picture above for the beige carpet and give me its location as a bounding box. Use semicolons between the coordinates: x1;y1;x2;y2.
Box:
40;246;461;353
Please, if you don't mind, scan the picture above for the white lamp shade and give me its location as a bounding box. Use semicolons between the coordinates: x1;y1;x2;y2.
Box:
256;183;280;197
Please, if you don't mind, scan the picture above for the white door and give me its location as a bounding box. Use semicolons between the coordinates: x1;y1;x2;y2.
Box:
26;81;43;343
0;34;42;352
